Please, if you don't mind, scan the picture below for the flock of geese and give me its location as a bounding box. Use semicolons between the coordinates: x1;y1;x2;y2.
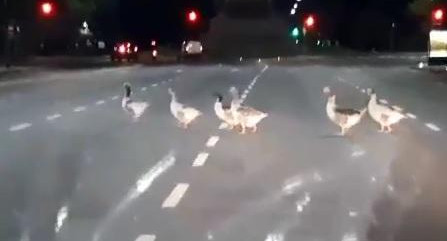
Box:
324;86;407;135
121;82;406;135
121;83;268;133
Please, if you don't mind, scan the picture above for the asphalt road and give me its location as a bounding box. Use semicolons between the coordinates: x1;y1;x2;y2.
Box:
1;58;446;241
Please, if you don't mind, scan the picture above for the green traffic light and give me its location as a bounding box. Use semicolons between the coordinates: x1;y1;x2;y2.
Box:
291;27;299;37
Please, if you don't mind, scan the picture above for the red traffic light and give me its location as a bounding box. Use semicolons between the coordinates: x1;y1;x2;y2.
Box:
305;15;315;28
40;2;55;17
433;9;444;21
187;10;198;22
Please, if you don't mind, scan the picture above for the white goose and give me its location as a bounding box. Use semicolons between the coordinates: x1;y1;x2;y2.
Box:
168;88;201;128
324;88;366;135
213;93;239;129
367;89;407;133
229;86;268;134
121;83;149;120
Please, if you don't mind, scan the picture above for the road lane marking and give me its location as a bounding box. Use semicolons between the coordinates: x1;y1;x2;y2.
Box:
135;234;156;241
406;112;417;119
141;87;148;91
162;183;189;208
342;232;358;241
93;153;175;241
176;69;183;73
425;123;441;132
361;89;366;93
192;152;209;167
241;93;248;100
206;136;220;147
348;210;358;217
9;123;32;132
111;95;119;100
351;150;366;158
152;83;158;87
230;68;239;73
96;100;106;105
370;176;377;183
73;106;87;112
46;113;62;121
55;204;69;233
296;192;311;213
379;99;388;104
265;233;284;241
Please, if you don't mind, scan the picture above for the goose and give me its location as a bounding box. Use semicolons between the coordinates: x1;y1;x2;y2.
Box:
325;93;366;135
168;88;201;128
229;86;268;134
213;93;239;129
122;83;149;120
367;89;407;133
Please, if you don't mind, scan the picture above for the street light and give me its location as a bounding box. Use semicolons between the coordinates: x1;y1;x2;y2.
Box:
305;15;315;28
187;10;198;23
290;8;296;15
293;3;298;9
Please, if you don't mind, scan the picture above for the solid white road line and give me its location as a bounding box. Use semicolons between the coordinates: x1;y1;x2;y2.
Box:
46;114;62;121
135;234;156;241
206;136;220;147
406;112;417;119
192;152;209;167
93;153;175;241
162;183;189;208
152;83;158;87
96;100;106;105
111;95;120;100
425;123;441;132
141;87;148;91
9;123;32;132
73;106;87;112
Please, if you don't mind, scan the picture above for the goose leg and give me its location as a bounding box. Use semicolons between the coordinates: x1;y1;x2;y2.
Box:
240;124;246;134
386;125;392;133
379;124;385;132
252;125;258;133
340;127;346;136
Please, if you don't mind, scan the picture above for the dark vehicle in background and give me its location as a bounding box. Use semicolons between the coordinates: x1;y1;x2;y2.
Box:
111;42;139;62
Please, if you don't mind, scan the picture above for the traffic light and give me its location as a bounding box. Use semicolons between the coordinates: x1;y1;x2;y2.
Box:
304;15;315;28
40;2;55;17
187;10;199;23
432;8;444;25
291;27;299;38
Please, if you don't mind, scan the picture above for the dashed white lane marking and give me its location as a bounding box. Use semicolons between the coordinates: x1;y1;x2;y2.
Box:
361;89;366;93
141;87;148;91
111;95;119;100
230;68;240;73
370;176;377;183
342;232;358;241
206;136;220;147
176;69;183;73
348;210;358;217
9;123;32;132
151;83;158;87
135;234;156;241
46;114;62;121
162;183;189;208
265;232;284;241
55;205;69;233
241;93;248;100
425;123;441;132
351;150;366;158
379;99;388;104
93;153;175;241
406;112;417;119
96;100;106;105
192;152;209;167
73;106;87;112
